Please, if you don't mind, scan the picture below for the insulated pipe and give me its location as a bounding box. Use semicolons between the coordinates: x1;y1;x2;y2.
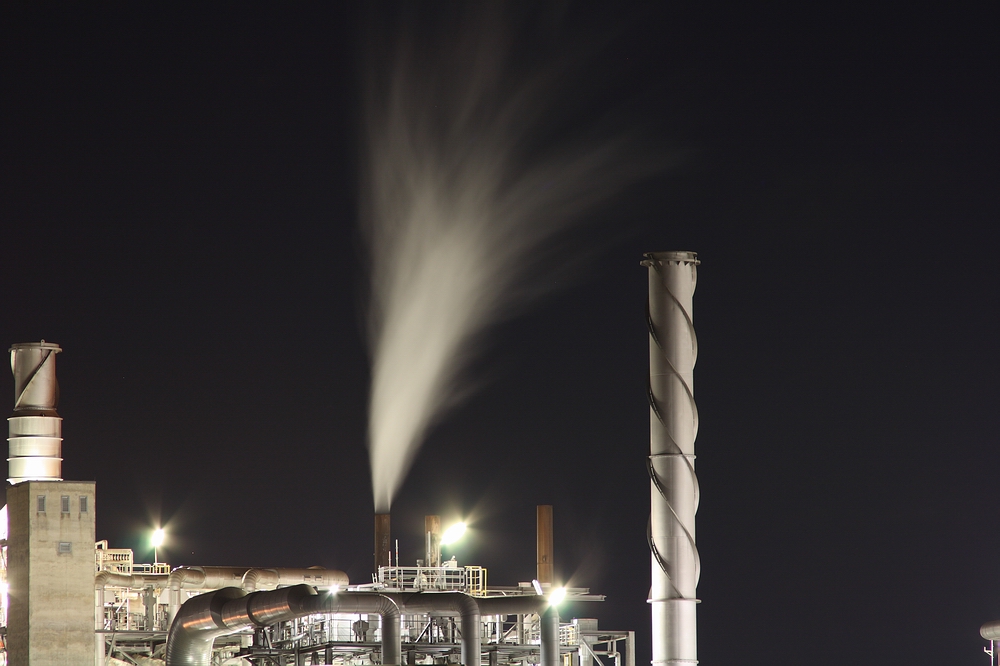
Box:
241;567;349;591
301;591;401;665
536;505;554;585
167;566;348;623
165;586;401;666
96;571;169;591
8;341;63;484
167;567;209;626
388;592;480;666
982;621;1000;640
642;251;700;666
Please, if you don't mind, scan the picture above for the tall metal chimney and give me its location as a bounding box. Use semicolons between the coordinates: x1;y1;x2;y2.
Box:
536;504;554;585
642;252;700;666
8;341;63;484
375;513;391;573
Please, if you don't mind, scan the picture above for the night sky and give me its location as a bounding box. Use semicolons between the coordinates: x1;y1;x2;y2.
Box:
2;3;998;665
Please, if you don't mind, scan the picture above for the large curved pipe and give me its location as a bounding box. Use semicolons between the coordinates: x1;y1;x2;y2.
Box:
476;596;559;666
167;566;210;626
388;592;481;666
386;592;564;666
302;591;401;665
165;586;401;666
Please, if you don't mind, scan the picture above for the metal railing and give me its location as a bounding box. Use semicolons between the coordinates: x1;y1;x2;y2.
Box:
96;545;134;574
377;565;488;594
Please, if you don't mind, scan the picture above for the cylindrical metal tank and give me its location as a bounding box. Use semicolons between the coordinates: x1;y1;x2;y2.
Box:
642;252;700;666
8;341;63;484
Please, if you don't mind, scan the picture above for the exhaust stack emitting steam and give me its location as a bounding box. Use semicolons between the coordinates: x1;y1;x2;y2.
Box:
362;8;656;512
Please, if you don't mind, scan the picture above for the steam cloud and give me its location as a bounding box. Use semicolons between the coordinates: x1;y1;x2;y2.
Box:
361;7;653;512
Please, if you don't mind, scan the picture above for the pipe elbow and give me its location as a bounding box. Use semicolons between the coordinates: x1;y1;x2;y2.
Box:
95;571;112;590
168;566;206;591
241;568;277;592
982;620;1000;640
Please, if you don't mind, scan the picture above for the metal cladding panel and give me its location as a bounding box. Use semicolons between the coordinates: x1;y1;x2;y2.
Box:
8;437;62;458
7;456;63;483
8;416;61;436
9;342;61;414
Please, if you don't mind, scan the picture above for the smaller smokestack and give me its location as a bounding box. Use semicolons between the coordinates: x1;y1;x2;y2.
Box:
536;505;553;585
425;515;441;568
8;341;63;484
375;513;391;574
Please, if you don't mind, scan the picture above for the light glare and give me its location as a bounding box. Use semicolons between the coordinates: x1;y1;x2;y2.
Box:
441;522;467;545
151;528;165;548
549;586;566;606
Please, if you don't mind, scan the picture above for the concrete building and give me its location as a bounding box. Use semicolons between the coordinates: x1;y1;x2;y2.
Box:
6;481;96;665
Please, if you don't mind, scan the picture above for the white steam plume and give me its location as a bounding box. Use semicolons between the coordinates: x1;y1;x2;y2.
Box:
361;7;654;512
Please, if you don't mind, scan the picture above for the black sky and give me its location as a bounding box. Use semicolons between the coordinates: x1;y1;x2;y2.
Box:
2;3;998;665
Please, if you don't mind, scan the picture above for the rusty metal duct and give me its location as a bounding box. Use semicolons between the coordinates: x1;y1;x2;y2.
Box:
8;341;63;484
425;514;441;567
375;512;391;572
642;251;700;666
536;504;554;585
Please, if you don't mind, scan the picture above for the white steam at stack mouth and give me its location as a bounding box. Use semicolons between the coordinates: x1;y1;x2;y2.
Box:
361;6;656;513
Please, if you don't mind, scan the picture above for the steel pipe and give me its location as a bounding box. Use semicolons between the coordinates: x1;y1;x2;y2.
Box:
241;567;349;592
388;592;480;666
165;586;401;666
642;251;700;666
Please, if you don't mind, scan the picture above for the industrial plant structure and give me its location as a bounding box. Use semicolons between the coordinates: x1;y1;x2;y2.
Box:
0;251;699;665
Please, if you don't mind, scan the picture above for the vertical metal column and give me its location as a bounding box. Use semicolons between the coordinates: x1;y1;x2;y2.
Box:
642;252;700;666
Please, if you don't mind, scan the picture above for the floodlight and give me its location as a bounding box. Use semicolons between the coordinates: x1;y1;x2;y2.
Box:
441;521;467;545
151;528;166;548
549;586;566;606
532;579;544;595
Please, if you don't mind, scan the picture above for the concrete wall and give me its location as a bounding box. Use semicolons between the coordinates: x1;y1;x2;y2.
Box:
7;481;96;666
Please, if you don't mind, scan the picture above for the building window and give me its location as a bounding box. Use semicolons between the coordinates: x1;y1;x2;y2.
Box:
37;495;45;513
61;496;70;513
80;496;88;513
